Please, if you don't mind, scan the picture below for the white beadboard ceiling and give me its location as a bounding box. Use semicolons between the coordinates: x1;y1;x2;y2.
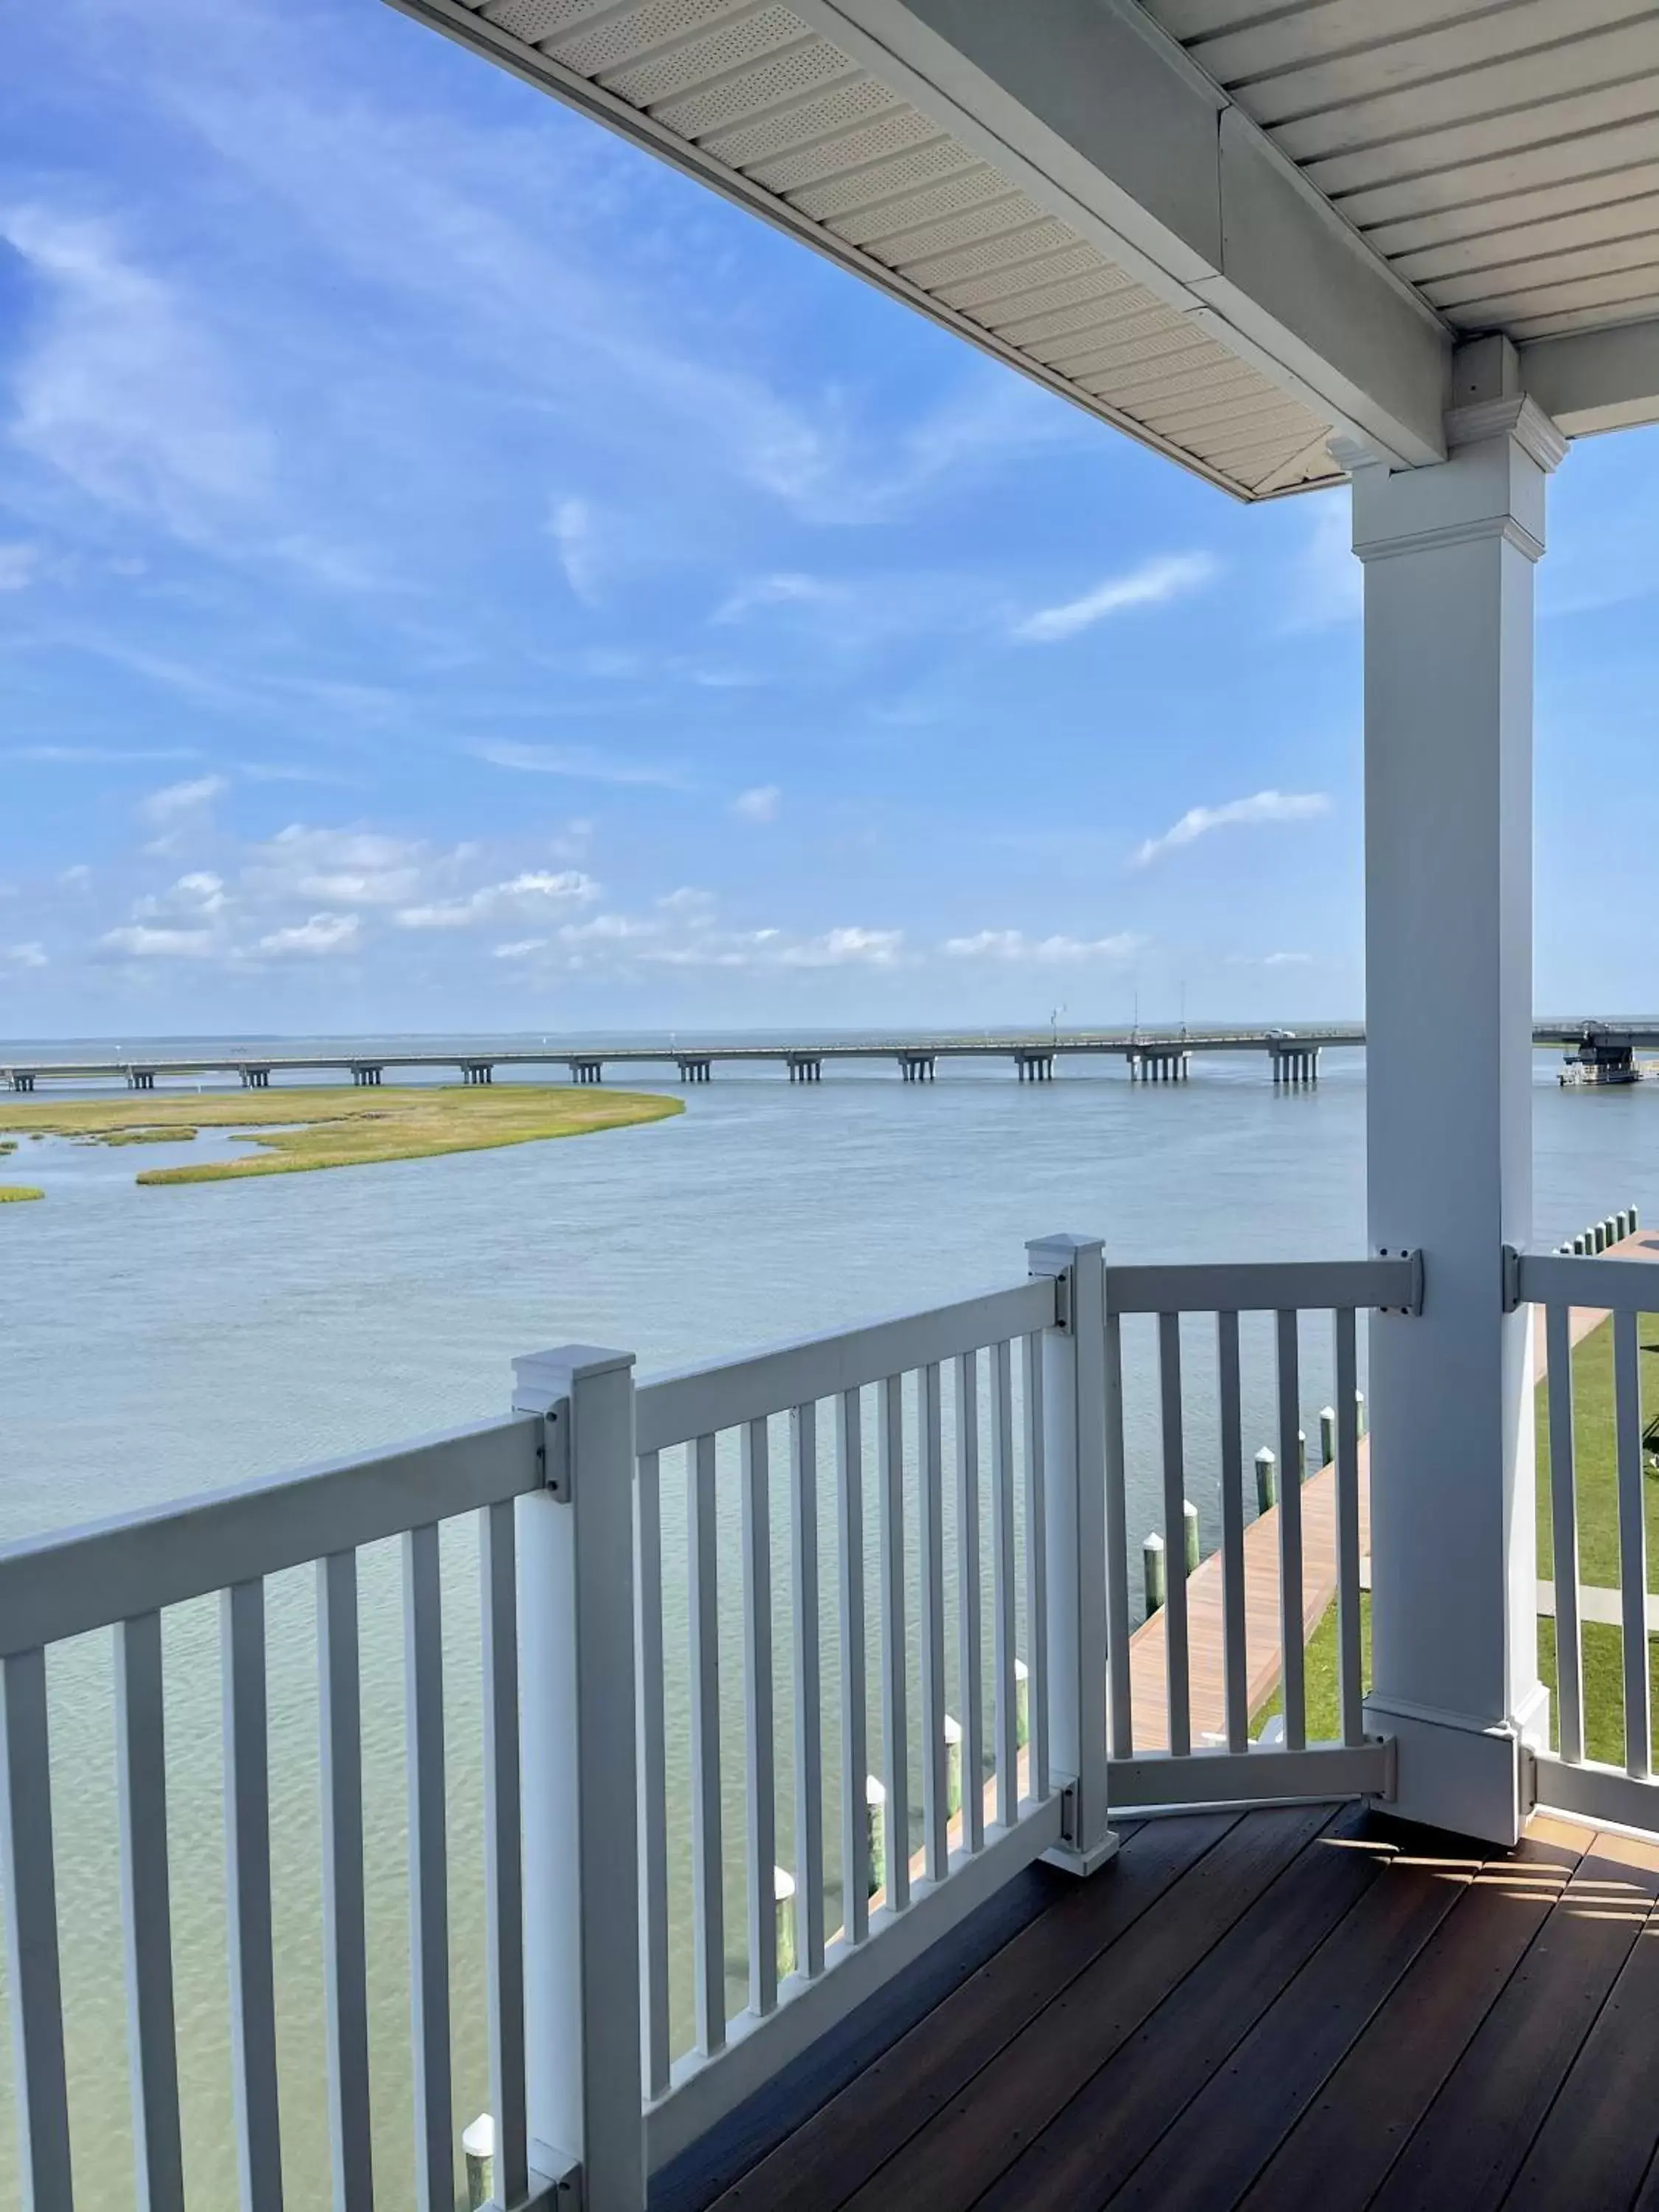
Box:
1143;0;1659;345
397;0;1659;495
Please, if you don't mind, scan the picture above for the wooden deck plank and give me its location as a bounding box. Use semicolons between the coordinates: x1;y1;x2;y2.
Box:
838;1802;1338;2212
1502;1834;1659;2211
1234;1826;1585;2212
1100;1823;1487;2212
708;1815;1219;2212
975;1803;1394;2212
1368;1829;1659;2212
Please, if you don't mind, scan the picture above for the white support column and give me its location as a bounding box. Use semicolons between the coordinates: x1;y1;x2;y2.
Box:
1025;1235;1116;1874
1352;372;1565;1844
512;1346;645;2209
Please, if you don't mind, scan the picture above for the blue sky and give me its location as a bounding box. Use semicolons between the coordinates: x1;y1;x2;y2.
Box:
2;0;1656;1039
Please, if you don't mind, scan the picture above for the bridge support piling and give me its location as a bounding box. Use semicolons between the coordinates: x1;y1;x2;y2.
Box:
676;1059;711;1084
128;1069;156;1092
240;1067;271;1090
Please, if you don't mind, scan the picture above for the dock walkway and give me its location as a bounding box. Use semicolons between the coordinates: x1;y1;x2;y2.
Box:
1127;1229;1659;1753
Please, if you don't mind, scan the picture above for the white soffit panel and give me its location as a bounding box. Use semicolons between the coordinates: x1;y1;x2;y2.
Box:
1144;0;1659;348
394;0;1344;498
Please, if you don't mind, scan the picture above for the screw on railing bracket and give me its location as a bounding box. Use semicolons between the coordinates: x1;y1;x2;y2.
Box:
538;1399;573;1500
1373;1247;1425;1316
1500;1244;1522;1314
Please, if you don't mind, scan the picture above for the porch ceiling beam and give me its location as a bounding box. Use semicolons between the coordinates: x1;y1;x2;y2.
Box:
794;0;1452;469
1520;317;1659;438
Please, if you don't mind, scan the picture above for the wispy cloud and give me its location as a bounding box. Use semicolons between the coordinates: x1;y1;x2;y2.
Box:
12;743;201;765
549;496;599;605
714;574;840;625
243;824;428;908
777;927;902;969
139;772;227;852
1133;790;1329;867
943;928;1144;964
0;543;41;591
732;784;780;824
2;942;48;970
395;870;599;931
1;204;273;540
473;740;687;788
1014;553;1217;644
99;922;216;959
257;911;360;956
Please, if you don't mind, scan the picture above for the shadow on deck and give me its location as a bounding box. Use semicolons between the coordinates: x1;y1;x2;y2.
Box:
661;1803;1659;2212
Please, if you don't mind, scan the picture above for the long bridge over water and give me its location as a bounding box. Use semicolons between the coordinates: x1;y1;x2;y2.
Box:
1;1020;1645;1093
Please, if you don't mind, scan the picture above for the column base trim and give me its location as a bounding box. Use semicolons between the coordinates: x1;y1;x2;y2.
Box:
1364;1684;1549;1845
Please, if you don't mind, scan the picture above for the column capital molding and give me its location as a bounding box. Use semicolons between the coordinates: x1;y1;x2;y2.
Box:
1445;393;1568;474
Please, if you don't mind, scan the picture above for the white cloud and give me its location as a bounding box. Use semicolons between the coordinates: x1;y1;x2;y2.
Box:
2;942;48;970
944;929;1145;964
1133;790;1330;866
714;573;840;625
244;825;427;907
0;205;272;539
395;870;599;931
140;773;227;827
1014;553;1217;643
257;911;360;956
1265;950;1314;967
778;927;903;969
493;938;546;960
99;923;216;959
733;785;781;824
473;742;686;788
549;497;599;605
134;870;228;919
13;744;200;765
0;543;40;591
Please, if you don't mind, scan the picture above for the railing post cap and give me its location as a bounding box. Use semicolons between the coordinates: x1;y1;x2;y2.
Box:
1026;1232;1104;1272
512;1343;635;1408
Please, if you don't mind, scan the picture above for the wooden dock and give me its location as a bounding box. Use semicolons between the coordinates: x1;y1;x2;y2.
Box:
1127;1228;1659;1754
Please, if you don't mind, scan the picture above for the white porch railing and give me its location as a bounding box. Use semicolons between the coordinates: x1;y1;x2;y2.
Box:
1101;1253;1419;1812
0;1234;1422;2211
1516;1249;1659;1833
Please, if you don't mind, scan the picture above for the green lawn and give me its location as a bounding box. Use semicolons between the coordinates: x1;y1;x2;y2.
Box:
1536;1308;1659;1592
1252;1293;1659;1761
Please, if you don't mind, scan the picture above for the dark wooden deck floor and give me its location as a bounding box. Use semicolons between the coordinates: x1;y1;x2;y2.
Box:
705;1803;1659;2212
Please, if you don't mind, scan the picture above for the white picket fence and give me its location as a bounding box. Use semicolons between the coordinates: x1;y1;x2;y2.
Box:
1;1234;1425;2211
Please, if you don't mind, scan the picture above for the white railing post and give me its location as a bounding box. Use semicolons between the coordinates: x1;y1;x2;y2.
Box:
1026;1236;1116;1874
512;1346;645;2212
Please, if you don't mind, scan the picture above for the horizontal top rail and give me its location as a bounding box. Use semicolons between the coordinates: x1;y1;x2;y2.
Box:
1516;1250;1659;1313
0;1416;540;1658
635;1279;1057;1456
1106;1253;1422;1316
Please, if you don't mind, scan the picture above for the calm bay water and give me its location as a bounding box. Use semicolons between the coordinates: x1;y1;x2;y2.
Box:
1;1042;1652;2205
